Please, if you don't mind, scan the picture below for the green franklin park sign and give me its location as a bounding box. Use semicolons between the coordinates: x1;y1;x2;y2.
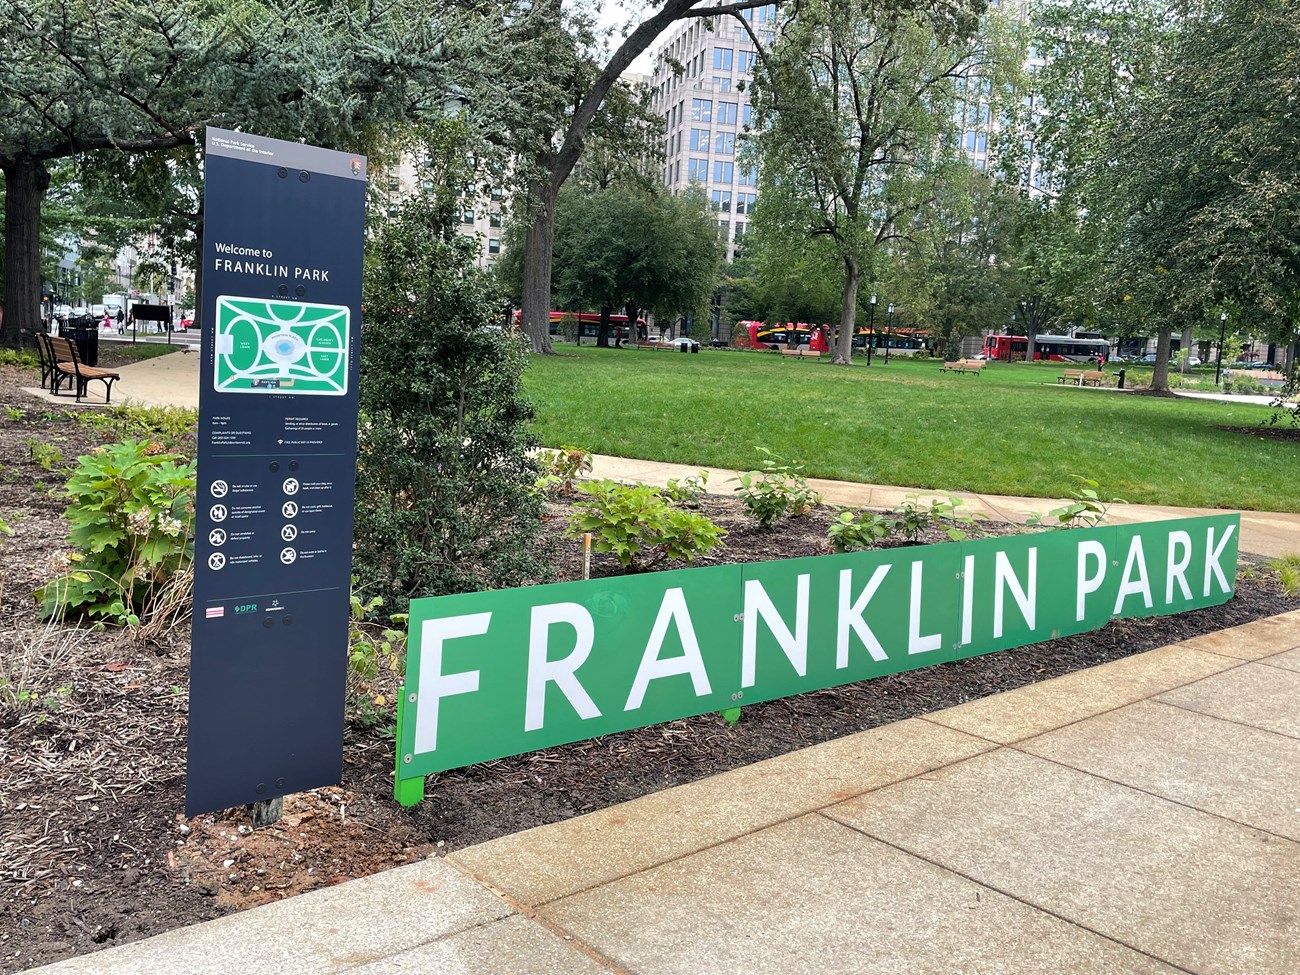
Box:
394;515;1239;805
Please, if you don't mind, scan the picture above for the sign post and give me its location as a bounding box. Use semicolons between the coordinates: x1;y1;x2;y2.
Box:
187;128;366;818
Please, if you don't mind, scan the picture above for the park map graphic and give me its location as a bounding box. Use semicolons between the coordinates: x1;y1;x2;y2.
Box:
213;296;350;395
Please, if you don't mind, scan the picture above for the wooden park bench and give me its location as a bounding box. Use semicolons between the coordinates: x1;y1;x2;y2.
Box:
781;348;822;361
1057;369;1106;387
635;341;675;351
940;360;984;375
1255;371;1289;387
46;334;120;403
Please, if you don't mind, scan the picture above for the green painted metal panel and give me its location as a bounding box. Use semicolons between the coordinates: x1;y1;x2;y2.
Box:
395;514;1240;797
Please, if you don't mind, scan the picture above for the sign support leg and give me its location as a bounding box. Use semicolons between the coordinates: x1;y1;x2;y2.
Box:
394;685;425;807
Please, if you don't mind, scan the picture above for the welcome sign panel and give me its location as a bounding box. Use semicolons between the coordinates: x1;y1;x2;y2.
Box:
398;515;1239;785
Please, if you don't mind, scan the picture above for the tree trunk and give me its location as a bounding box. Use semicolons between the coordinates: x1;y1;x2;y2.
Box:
597;305;613;348
1025;327;1038;363
1150;326;1172;392
1;157;51;349
624;302;641;344
833;254;859;366
521;181;557;355
1179;325;1194;373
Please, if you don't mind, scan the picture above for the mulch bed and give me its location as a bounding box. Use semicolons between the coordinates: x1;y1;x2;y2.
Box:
0;359;1296;973
1214;423;1300;442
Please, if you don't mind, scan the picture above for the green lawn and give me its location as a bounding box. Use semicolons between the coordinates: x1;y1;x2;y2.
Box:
523;346;1300;512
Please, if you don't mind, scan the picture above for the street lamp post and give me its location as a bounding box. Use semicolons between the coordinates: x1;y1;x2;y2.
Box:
884;303;895;363
866;293;877;365
1215;311;1228;385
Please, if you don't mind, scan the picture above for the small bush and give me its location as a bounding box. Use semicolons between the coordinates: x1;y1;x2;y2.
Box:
566;479;725;569
37;440;195;626
662;470;710;506
827;510;893;552
346;583;409;724
731;448;821;528
0;348;38;367
829;493;981;550
76;404;198;455
1026;477;1125;530
535;445;593;496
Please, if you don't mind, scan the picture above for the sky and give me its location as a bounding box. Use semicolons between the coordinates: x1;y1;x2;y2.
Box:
595;2;658;75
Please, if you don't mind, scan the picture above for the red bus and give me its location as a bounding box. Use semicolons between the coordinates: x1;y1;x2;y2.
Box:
983;334;1109;364
735;321;832;352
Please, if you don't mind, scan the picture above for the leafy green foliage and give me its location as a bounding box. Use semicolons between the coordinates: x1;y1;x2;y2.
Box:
355;187;549;608
566;480;725;570
662;470;710;506
74;404;198;454
827;510;894;552
731;449;821;529
0;349;37;366
831;493;982;550
24;438;64;472
720;706;742;728
1027;477;1126;530
37;440;195;625
534;445;593;496
1271;554;1300;596
346;582;409;722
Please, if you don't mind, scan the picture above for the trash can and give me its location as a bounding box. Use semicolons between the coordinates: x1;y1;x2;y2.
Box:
59;316;100;366
691;343;700;354
680;342;689;353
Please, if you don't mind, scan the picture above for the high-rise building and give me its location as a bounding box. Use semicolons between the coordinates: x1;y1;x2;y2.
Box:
649;5;777;261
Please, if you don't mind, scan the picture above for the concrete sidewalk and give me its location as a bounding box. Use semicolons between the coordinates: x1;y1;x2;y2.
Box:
33;610;1300;975
30;349;1298;559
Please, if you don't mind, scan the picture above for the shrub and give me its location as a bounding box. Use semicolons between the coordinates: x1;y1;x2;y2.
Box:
827;510;893;552
662;469;710;506
354;190;549;608
731;448;821;528
1026;476;1125;530
37;440;195;627
828;493;981;551
346;583;409;724
535;445;593;496
566;479;725;569
76;404;198;455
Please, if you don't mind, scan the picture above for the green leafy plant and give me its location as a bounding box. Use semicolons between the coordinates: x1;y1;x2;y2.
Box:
731;448;821;529
75;404;199;454
534;445;593;496
1026;477;1126;530
37;440;196;626
354;190;549;608
662;470;710;506
5;406;25;421
0;348;38;367
25;437;65;472
566;479;726;569
891;493;981;543
827;510;894;552
1270;554;1300;596
347;581;409;720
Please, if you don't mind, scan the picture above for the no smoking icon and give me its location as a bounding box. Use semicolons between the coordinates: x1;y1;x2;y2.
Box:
209;480;228;498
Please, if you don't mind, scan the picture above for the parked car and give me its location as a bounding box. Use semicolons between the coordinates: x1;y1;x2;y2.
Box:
1186;356;1202;367
660;336;700;351
1140;353;1158;363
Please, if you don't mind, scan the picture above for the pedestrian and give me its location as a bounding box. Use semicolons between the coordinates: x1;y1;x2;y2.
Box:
103;311;111;331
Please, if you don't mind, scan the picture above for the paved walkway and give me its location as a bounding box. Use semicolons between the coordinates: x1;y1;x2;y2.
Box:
32;610;1300;974
19;351;1298;558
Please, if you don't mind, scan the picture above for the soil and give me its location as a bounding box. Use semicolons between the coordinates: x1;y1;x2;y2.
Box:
1;357;1296;973
1215;423;1300;443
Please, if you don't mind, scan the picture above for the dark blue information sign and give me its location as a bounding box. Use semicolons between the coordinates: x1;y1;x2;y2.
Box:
187;128;366;817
